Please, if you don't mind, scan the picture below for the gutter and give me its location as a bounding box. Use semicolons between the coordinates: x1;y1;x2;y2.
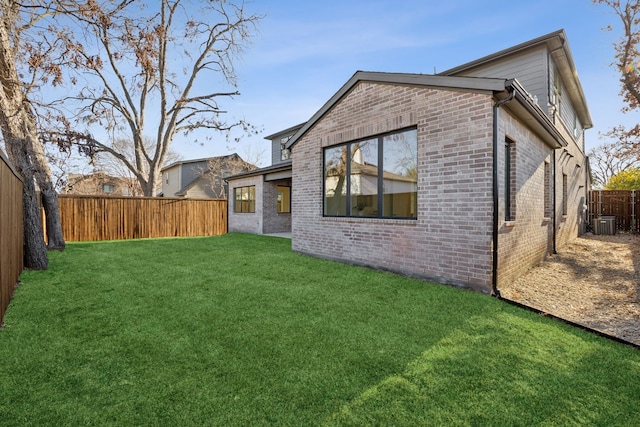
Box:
491;87;515;297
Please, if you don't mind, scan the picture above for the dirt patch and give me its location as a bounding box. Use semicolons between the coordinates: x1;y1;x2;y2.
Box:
499;233;640;347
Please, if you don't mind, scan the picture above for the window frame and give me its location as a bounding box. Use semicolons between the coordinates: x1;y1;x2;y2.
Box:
504;137;516;222
562;173;568;217
544;161;551;219
234;185;256;213
322;127;418;220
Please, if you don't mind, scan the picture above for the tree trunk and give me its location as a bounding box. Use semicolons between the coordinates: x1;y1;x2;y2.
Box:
0;2;64;253
41;185;65;250
5;136;48;270
24;106;65;250
22;170;48;270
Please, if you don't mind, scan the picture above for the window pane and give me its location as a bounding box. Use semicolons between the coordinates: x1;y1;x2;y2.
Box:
350;139;378;217
249;186;256;213
382;129;417;218
234;186;255;213
324;146;347;216
234;187;242;213
277;186;291;213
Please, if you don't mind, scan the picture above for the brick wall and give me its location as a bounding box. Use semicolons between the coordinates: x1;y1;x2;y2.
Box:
495;108;587;288
292;82;496;292
227;175;263;234
495;109;554;287
263;179;292;234
291;80;587;292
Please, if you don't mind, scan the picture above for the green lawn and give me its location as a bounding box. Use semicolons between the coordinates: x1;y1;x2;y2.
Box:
0;234;638;426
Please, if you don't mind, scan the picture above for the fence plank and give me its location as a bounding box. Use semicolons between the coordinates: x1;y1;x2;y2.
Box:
587;190;640;233
0;151;23;325
55;195;227;241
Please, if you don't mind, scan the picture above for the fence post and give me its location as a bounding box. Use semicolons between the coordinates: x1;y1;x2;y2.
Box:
632;190;637;233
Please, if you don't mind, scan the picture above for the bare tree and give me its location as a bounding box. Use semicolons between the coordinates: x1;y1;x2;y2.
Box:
92;137;183;196
200;153;256;198
0;0;68;268
593;1;640;157
588;142;638;188
38;0;262;196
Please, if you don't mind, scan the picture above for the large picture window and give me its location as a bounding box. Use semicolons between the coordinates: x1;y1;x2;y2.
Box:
234;186;255;213
323;128;417;219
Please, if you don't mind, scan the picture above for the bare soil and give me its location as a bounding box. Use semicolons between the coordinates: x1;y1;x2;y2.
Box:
499;233;640;347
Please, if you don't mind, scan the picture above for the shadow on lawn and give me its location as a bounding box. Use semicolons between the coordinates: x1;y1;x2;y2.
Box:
324;310;640;426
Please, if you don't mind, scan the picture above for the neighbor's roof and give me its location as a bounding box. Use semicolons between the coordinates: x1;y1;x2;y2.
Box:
285;71;569;151
161;153;241;172
439;29;592;129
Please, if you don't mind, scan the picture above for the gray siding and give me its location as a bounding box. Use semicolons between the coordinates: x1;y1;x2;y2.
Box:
162;166;182;197
270;134;295;165
550;62;583;142
271;139;281;165
181;161;208;188
455;47;548;110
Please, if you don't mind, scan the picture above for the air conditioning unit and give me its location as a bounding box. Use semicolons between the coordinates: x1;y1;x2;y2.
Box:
593;216;616;235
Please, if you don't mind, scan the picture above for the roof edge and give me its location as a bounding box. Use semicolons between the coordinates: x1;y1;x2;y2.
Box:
438;29;566;76
264;123;305;141
226;160;292;181
439;29;592;129
285;71;509;150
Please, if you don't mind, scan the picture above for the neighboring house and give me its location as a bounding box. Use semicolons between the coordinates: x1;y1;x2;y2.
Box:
63;172;140;196
161;153;255;199
227;29;592;294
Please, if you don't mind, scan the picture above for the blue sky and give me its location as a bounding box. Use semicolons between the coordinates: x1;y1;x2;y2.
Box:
172;0;633;166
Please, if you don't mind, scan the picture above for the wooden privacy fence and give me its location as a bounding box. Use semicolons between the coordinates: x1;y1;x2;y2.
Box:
0;150;23;325
587;190;640;233
56;195;227;241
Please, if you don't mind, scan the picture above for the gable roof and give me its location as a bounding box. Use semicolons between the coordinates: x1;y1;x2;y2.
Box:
285;72;508;150
439;29;592;129
285;71;568;151
164;153;256;196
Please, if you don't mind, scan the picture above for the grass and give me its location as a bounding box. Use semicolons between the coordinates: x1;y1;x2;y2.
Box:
0;233;639;426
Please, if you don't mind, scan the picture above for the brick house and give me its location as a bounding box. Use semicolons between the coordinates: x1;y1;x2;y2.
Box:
228;30;592;294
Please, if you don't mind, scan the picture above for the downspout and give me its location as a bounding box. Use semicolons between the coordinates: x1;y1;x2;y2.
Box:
552;150;557;254
224;179;230;233
491;87;515;297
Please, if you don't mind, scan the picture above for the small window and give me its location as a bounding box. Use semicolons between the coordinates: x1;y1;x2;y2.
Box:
562;173;568;216
234;186;255;213
277;186;291;213
544;161;551;218
505;138;516;221
280;136;291;161
103;184;115;194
